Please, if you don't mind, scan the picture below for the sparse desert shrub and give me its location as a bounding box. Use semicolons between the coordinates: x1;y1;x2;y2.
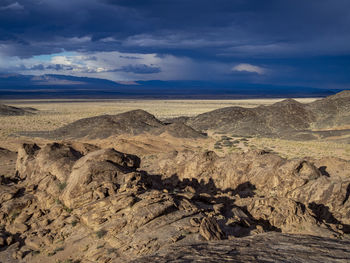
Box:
96;229;107;239
222;141;233;147
55;199;73;213
50;246;64;256
55;246;64;252
58;260;78;263
214;141;222;148
107;248;117;254
63;205;73;213
58;182;67;191
47;251;56;256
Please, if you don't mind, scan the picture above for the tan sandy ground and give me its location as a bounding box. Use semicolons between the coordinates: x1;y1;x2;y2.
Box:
208;132;350;160
0;98;316;141
1;97;349;161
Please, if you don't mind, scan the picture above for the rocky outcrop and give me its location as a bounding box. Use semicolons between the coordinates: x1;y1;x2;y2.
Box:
0;143;257;262
0;147;17;178
0;142;348;262
133;232;350;263
152;149;350;235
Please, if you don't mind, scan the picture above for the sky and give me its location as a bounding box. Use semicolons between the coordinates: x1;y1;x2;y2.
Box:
0;0;350;89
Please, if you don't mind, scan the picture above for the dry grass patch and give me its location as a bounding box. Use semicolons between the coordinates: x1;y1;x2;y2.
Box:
250;137;350;160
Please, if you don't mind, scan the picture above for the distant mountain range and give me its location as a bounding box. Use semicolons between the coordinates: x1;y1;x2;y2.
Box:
0;73;342;99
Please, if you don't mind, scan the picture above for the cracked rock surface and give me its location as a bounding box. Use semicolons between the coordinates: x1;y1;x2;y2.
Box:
0;142;349;262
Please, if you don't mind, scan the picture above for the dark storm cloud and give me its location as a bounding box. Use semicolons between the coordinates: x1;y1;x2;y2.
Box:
0;0;349;85
30;64;45;70
26;64;74;71
46;64;74;71
1;0;349;58
119;55;142;60
0;1;24;11
111;64;161;74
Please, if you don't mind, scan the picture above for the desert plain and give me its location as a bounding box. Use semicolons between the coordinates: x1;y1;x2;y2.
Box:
1;97;349;160
0;92;350;262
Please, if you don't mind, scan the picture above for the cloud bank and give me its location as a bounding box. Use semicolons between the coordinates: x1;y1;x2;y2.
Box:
0;2;24;11
232;64;266;75
0;0;349;86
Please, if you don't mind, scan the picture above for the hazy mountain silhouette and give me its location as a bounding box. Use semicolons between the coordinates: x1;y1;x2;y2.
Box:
0;73;340;99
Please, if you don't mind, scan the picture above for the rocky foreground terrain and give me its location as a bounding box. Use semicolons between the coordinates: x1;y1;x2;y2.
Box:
0;142;349;262
0;91;349;262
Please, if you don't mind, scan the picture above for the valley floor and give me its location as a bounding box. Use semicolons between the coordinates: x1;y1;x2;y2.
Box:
1;98;349;160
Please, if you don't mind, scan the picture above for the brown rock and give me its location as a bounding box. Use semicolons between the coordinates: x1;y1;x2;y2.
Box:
7;223;29;234
14;212;32;224
0;236;5;247
156;149;350;229
61;148;140;209
199;217;225;241
213;203;224;214
1;139;348;263
25;238;41;250
133;232;350;263
6;236;14;246
190;217;201;227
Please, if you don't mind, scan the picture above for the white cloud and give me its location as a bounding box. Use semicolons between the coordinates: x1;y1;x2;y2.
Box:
0;51;190;81
0;2;24;11
0;49;228;81
232;63;266;75
123;33;231;49
51;56;73;65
